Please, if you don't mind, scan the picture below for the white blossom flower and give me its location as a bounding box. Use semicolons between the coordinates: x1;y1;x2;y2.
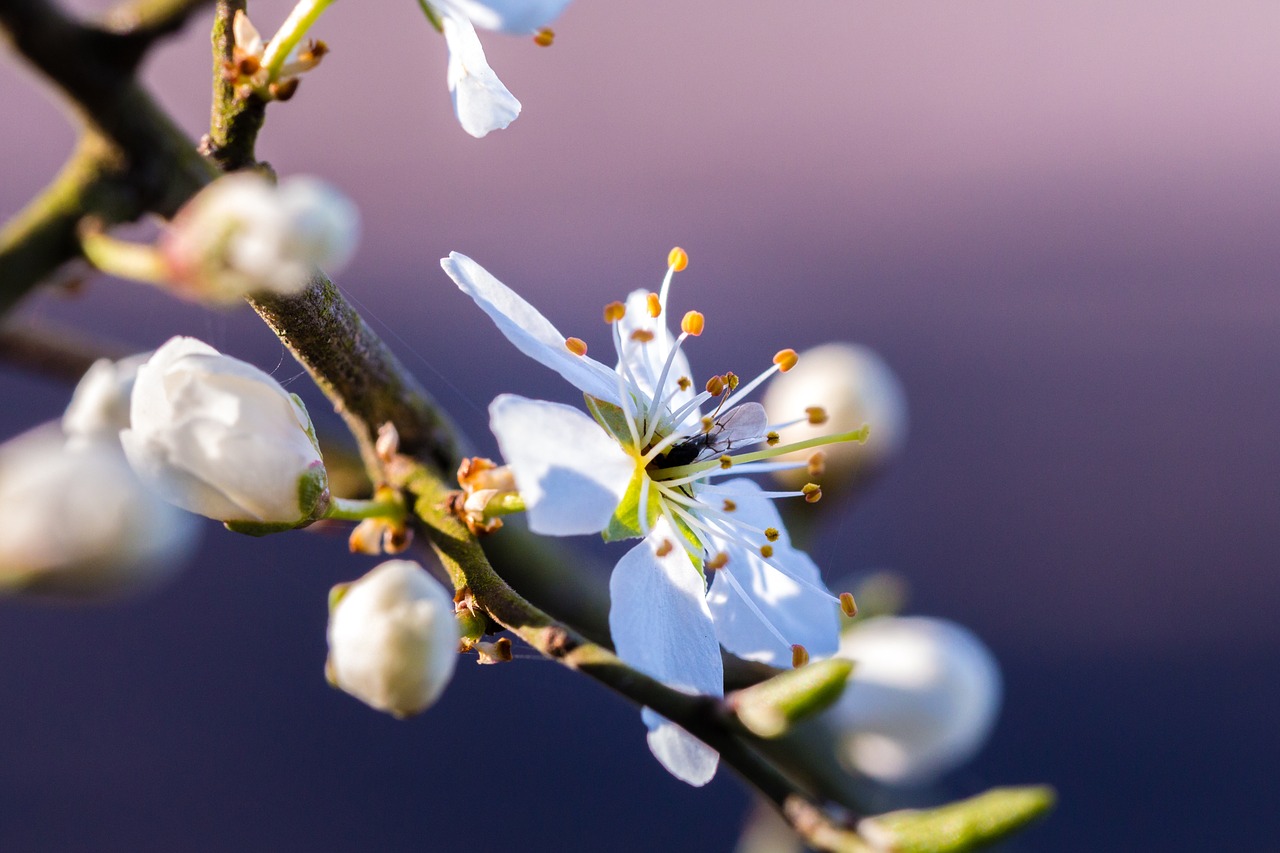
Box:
0;426;198;598
762;342;907;492
121;336;329;529
61;352;149;446
442;248;865;785
830;616;1002;786
326;559;460;717
160;172;359;303
427;0;571;138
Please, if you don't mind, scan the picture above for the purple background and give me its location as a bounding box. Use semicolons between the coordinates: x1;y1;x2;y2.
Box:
2;1;1278;849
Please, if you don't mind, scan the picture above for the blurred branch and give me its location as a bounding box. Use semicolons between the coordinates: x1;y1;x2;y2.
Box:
0;318;133;383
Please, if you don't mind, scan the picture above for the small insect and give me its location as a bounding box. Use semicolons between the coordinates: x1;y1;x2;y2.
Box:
651;402;769;471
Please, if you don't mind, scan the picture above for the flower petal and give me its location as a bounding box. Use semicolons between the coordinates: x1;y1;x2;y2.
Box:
489;395;634;535
442;13;520;138
704;479;840;665
609;522;723;785
437;0;572;34
442;253;622;402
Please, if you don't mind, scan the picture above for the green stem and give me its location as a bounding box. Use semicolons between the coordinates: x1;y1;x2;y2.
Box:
659;427;870;481
260;0;334;79
78;229;169;283
324;495;405;523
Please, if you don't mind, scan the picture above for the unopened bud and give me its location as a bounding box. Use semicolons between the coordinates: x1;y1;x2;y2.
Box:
728;657;854;739
858;786;1055;853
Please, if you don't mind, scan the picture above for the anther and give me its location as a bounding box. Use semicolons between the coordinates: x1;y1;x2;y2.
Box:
706;375;726;396
806;406;828;425
791;644;810;668
706;551;729;570
766;431;780;446
668;246;689;272
603;301;626;323
677;376;692;391
700;416;714;434
760;544;774;558
773;349;799;372
681;311;704;336
764;527;779;542
646;292;662;318
534;27;555;46
655;539;674;557
565;337;588;356
802;483;822;503
839;592;858;618
725;372;740;391
630;329;655;343
722;499;737;512
269;78;299;101
719;455;733;469
808;452;826;478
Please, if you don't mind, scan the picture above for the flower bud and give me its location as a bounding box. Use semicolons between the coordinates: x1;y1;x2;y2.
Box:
160;172;359;303
829;616;1001;786
0;427;199;598
762;343;907;493
120;336;329;528
61;352;149;446
325;560;460;717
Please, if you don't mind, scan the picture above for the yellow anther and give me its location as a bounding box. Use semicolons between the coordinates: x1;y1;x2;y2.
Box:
677;376;692;391
773;349;799;372
706;551;729;570
646;292;662;318
839;592;858;618
668;246;689;272
722;499;737;512
700;416;714;434
725;372;739;390
766;431;780;446
719;455;733;469
760;544;774;559
802;483;822;503
764;527;779;542
565;337;588;356
604;301;626;323
791;644;810;668
806;406;828;425
681;310;704;336
808;451;826;478
533;27;555;46
706;375;726;396
655;539;674;557
630;329;655;343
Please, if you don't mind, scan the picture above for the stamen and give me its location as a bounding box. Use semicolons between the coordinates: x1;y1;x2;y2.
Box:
706;375;726;397
642;327;694;445
766;431;780;446
806;406;828;425
565;337;588;356
647;292;662;318
677;376;691;391
760;544;774;558
630;329;655;343
655;539;674;557
637;474;652;536
701;416;714;434
718;565;791;649
773;349;798;372
533;27;554;46
802;483;822;503
604;301;626;323
808;452;826;478
718;455;733;469
764;527;779;542
681;311;704;337
840;592;858;617
668;246;689;272
791;644;809;668
722;499;736;512
706;552;729;570
666;390;714;431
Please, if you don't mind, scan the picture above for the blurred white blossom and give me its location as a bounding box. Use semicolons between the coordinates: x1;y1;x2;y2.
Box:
121;336;329;528
61;353;149;445
762;343;907;493
160;172;358;303
326;560;460;717
0;426;198;598
429;0;571;137
831;616;1002;786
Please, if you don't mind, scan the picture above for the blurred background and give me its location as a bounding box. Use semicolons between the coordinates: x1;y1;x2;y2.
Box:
2;0;1278;849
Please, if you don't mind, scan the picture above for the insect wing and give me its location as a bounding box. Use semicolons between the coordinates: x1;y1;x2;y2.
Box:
707;403;768;452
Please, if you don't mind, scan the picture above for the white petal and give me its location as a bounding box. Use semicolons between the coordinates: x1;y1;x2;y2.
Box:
436;0;571;34
232;10;264;56
704;479;840;665
609;523;723;785
442;252;622;402
616;289;698;427
442;13;521;138
489;395;633;535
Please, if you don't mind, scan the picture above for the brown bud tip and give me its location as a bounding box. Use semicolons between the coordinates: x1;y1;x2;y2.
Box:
269;77;299;102
802;483;822;503
791;644;810;668
534;27;555;47
565;336;588;356
839;592;858;618
668;246;689;272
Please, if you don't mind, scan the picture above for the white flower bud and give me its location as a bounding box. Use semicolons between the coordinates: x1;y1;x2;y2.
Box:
120;336;329;528
762;343;907;491
0;427;199;598
326;560;460;717
61;353;149;446
160;173;359;303
829;616;1001;786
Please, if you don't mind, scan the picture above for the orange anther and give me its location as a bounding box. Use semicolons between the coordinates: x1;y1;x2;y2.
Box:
533;28;555;47
839;592;858;617
646;292;662;318
565;337;588;356
667;246;688;272
791;644;810;668
681;311;704;336
604;301;626;323
773;349;799;372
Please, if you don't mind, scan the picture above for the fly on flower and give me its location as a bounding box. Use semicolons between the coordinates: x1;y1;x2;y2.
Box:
440;247;867;785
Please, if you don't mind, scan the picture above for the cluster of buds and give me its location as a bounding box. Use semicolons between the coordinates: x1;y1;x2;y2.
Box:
448;456;519;534
223;10;327;102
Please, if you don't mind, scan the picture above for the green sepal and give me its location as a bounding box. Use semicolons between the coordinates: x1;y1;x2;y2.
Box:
224;467;331;537
860;786;1056;853
584;394;634;446
602;468;659;542
224;519;307;537
327;581;352;612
